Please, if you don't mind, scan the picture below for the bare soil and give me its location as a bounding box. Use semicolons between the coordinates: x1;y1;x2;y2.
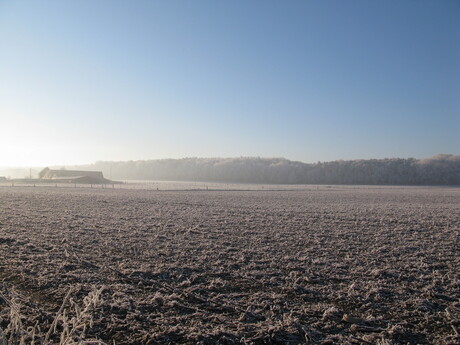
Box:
0;186;459;344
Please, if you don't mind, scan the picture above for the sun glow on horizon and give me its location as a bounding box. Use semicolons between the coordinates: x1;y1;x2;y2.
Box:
0;112;93;167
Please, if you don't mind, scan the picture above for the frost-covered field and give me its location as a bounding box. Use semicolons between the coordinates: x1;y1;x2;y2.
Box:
0;186;459;344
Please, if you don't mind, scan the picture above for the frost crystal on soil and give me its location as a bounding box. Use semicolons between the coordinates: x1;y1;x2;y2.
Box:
0;186;459;344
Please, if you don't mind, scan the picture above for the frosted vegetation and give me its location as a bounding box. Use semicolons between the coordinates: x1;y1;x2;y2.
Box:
81;154;460;185
0;186;458;344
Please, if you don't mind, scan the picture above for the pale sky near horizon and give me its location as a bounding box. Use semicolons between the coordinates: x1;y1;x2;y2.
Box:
0;0;459;167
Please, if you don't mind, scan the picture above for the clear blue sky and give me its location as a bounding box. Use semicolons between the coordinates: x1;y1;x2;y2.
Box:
0;0;459;166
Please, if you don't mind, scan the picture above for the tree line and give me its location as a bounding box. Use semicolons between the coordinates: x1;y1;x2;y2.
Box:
78;154;459;185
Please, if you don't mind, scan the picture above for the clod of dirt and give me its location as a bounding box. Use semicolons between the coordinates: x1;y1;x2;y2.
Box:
342;314;365;324
322;306;343;321
239;309;265;323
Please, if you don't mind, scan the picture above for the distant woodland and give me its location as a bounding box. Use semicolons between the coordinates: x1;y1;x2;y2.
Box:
74;154;460;185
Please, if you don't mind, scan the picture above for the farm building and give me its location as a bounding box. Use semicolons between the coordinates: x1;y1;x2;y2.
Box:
38;167;111;184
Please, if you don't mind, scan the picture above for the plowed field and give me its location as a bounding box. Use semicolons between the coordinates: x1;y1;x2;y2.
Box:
0;186;459;344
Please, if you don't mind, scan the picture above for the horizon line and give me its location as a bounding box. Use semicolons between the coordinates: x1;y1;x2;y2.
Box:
1;153;458;169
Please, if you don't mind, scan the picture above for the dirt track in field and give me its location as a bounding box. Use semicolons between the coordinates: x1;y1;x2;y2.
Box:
0;186;459;344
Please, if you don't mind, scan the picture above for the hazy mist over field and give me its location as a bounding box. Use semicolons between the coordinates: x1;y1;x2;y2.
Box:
79;154;460;185
1;154;459;186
